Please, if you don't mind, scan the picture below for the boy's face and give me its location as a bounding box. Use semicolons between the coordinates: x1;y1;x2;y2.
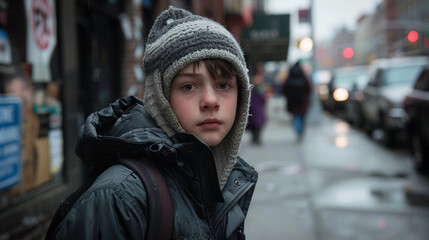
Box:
170;63;238;146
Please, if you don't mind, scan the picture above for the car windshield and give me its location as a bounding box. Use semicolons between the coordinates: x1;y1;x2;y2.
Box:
334;70;366;88
382;65;423;86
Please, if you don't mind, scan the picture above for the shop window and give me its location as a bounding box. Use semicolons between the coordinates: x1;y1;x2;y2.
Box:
0;0;64;208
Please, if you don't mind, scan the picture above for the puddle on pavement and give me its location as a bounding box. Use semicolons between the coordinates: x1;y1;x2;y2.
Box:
333;121;350;149
334;135;348;148
367;171;408;179
334;121;350;134
371;185;429;207
370;188;403;204
255;161;429;208
316;178;429;209
403;184;429;207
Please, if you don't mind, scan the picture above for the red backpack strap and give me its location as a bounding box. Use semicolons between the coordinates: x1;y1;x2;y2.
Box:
121;158;174;240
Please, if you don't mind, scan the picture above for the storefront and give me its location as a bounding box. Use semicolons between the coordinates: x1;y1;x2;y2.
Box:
0;0;147;237
0;0;81;238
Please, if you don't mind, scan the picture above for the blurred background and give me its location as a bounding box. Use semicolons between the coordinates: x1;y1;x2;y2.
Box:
1;0;429;239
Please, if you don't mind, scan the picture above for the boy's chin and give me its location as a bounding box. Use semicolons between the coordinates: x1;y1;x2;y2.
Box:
202;137;223;147
192;130;229;147
206;141;221;147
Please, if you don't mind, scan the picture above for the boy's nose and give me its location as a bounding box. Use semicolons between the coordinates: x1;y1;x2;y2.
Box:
201;87;219;111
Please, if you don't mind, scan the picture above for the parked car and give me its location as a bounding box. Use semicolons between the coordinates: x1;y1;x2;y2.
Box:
346;73;369;128
361;56;429;146
326;65;367;118
403;63;429;173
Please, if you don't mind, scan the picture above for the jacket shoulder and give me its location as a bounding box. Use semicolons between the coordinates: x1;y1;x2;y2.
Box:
78;164;147;212
89;165;142;191
54;165;148;239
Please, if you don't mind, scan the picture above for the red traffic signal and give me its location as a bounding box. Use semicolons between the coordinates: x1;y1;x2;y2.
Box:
343;47;354;59
408;31;419;43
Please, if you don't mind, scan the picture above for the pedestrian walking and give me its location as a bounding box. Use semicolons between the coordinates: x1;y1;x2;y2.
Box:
282;61;311;142
47;6;258;240
248;74;268;145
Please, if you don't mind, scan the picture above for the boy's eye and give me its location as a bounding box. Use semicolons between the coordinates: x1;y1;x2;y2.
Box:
218;83;231;90
182;84;196;91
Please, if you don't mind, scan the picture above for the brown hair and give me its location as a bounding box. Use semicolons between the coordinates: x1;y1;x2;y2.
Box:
192;59;236;80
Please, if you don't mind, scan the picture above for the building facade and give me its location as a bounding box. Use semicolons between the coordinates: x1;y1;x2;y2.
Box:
355;0;429;66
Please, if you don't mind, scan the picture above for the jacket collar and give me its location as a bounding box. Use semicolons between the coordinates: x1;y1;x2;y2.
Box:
76;96;176;169
76;96;224;202
173;132;224;203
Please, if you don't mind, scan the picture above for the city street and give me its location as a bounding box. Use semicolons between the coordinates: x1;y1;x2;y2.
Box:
242;97;429;240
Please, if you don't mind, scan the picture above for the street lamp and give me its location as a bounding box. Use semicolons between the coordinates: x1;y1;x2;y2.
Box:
298;37;313;52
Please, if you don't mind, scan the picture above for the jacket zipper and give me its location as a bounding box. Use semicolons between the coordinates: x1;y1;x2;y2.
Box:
213;181;255;228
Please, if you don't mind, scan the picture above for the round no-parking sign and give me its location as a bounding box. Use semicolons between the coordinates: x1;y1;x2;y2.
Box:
25;0;56;81
30;0;55;50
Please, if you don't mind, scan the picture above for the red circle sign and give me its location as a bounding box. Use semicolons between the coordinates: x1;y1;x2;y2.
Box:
30;0;55;50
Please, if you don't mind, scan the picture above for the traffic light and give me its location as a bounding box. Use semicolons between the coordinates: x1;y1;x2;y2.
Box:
343;47;354;59
408;31;418;43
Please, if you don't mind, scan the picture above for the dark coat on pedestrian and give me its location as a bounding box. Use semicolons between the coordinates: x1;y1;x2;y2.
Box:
248;85;267;130
52;96;258;240
282;62;311;114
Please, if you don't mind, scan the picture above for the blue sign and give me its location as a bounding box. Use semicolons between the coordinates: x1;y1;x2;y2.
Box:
0;96;21;190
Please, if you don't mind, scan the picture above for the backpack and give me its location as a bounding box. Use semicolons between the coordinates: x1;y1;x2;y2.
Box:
45;157;173;240
282;76;305;105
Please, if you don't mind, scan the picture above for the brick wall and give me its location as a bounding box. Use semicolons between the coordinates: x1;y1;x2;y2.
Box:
121;0;144;99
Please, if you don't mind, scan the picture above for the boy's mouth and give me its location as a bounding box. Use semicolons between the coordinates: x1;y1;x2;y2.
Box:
197;118;222;129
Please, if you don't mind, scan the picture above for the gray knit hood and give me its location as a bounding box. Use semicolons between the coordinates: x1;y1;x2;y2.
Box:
143;6;250;189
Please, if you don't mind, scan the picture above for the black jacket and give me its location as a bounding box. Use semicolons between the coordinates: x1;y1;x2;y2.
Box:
53;96;258;239
282;62;311;114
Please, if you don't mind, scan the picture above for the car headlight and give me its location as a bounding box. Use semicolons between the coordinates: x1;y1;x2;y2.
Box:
333;88;349;101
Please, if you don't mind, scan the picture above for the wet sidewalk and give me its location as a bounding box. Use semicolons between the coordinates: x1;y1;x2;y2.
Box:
241;97;429;240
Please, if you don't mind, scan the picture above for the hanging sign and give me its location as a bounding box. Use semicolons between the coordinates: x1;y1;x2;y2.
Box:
25;0;57;82
241;13;290;61
0;96;22;190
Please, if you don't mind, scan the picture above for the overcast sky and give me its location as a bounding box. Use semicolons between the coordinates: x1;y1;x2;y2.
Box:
264;0;382;62
265;0;383;42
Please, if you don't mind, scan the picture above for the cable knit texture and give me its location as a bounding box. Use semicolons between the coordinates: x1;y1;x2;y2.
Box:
143;6;250;188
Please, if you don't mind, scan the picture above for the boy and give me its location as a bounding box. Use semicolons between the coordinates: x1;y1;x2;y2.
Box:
50;6;258;240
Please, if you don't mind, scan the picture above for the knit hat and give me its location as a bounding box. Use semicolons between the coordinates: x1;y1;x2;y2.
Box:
143;6;250;189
